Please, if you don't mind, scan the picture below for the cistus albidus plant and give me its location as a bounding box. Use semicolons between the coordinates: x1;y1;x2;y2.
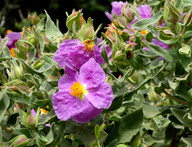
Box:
0;0;192;146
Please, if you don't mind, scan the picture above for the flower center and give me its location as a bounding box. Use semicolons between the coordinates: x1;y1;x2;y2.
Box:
83;40;94;52
140;30;148;35
10;48;16;57
70;82;87;100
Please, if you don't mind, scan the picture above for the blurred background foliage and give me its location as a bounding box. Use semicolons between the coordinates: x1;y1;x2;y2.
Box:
0;0;135;36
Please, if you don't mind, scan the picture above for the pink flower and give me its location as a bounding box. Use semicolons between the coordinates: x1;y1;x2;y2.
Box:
54;39;111;70
6;32;21;49
52;58;114;123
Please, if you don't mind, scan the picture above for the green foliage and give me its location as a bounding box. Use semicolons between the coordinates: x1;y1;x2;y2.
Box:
0;0;192;146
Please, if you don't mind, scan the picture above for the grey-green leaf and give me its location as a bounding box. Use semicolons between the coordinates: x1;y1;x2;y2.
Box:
132;11;163;30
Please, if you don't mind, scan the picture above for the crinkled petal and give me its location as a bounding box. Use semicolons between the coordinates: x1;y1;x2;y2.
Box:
52;91;92;121
79;58;105;89
58;74;75;91
71;104;102;123
86;82;114;109
54;39;85;69
111;1;126;15
6;32;21;49
137;5;152;19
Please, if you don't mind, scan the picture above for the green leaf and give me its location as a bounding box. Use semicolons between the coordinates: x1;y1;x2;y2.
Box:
0;90;10;124
35;133;48;147
94;124;105;139
171;108;192;128
38;111;56;126
108;96;123;111
101;46;109;64
147;43;173;62
143;104;161;118
0;38;8;55
175;82;192;102
45;11;63;42
118;108;143;143
181;136;192;146
132;11;163;30
181;0;192;7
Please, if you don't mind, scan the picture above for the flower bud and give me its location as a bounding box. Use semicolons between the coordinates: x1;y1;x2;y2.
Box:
122;3;135;22
27;35;36;45
28;13;40;25
9;61;24;80
159;28;175;40
66;10;85;31
183;8;192;27
178;44;191;57
22;111;36;128
78;18;95;40
163;0;180;23
10;135;29;147
113;15;128;28
32;59;45;70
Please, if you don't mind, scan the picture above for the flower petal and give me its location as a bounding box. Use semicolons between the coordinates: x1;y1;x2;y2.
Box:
58;75;75;91
137;5;152;19
54;39;85;69
6;32;21;49
71;104;102;123
79;58;105;89
52;91;92;121
86;82;114;109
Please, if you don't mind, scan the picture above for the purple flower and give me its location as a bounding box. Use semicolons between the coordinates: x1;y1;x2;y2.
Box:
54;39;111;70
105;1;126;20
52;58;114;123
6;32;21;49
137;5;152;19
151;39;169;49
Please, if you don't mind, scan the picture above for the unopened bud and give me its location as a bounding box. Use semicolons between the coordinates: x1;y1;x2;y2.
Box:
28;13;40;25
66;10;85;31
78;18;95;40
22;111;36;128
122;3;135;22
159;28;175;40
27;35;36;45
113;15;128;28
163;0;180;23
10;135;29;147
178;44;191;57
9;61;23;80
183;8;192;27
32;59;45;70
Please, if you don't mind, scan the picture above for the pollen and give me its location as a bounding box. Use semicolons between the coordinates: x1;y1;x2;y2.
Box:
140;30;148;35
83;40;95;52
10;48;16;57
6;30;13;34
40;108;48;114
70;82;87;99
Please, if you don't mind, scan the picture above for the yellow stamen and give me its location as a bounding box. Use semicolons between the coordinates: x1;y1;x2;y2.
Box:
83;40;94;52
40;108;48;114
10;48;16;57
70;82;87;100
140;30;148;35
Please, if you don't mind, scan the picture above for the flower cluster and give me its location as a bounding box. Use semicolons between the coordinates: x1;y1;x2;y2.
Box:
52;33;114;123
104;1;169;60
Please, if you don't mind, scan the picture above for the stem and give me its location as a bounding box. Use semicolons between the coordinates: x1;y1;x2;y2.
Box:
163;90;188;105
96;138;101;147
